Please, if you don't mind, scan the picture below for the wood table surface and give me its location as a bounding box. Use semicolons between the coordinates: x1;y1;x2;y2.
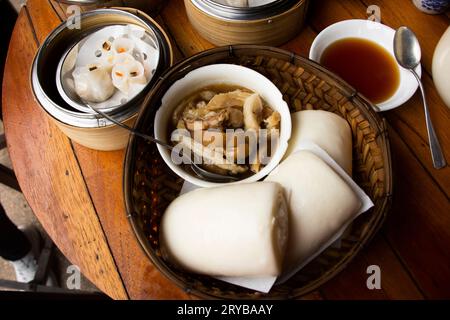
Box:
2;0;449;300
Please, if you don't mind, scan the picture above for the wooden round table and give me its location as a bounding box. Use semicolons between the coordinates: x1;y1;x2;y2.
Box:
3;0;450;299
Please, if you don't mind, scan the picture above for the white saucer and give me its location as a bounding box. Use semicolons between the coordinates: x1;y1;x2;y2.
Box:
309;19;421;112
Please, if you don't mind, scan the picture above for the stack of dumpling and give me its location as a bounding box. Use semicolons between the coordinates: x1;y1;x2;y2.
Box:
160;110;366;279
72;36;148;104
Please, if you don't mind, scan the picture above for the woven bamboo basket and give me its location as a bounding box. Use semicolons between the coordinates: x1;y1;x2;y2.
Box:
124;45;393;299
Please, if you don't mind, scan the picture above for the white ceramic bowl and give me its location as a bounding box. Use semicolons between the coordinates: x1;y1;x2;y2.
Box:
154;64;292;188
309;19;421;112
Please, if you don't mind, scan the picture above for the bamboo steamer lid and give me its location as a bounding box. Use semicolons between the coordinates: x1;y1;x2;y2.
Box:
185;0;309;46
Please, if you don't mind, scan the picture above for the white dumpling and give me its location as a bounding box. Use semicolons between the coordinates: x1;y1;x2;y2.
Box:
125;24;146;40
95;39;115;71
265;151;362;274
112;36;135;55
113;52;136;65
127;61;147;85
285;110;353;175
97;52;115;72
72;65;115;103
114;53;147;85
111;59;147;95
160;182;289;277
111;64;130;94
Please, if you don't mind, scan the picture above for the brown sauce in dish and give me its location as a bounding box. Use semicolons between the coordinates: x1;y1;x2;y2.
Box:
320;37;400;104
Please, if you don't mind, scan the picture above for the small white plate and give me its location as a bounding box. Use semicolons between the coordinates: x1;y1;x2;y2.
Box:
309;19;421;112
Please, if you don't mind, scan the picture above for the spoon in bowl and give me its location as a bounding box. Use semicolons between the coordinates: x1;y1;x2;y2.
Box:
394;26;446;169
83;101;239;183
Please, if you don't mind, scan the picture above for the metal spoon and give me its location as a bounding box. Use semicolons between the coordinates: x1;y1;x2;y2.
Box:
394;26;446;169
83;102;239;182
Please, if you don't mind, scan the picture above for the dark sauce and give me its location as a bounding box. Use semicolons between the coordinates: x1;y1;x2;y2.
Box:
320;37;400;104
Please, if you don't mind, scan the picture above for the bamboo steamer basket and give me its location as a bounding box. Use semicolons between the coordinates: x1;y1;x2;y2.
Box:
55;0;167;16
124;45;393;299
31;8;173;151
184;0;309;46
